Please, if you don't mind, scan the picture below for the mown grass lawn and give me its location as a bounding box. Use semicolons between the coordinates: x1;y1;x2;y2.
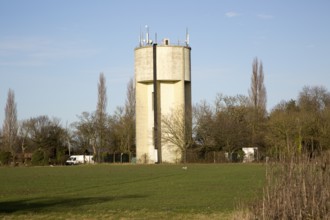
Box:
0;164;265;219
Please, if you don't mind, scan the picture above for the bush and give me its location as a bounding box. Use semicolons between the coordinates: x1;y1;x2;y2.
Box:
237;152;330;219
0;151;12;166
102;152;112;163
31;150;45;166
56;153;67;165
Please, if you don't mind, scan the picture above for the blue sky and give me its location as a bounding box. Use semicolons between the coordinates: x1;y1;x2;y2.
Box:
1;0;330;125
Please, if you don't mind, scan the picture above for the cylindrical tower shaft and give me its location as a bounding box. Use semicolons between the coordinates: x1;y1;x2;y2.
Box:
135;41;191;163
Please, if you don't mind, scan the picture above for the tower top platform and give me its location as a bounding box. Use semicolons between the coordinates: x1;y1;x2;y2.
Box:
137;26;190;49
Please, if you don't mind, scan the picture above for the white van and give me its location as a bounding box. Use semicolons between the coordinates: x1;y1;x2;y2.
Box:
66;155;94;165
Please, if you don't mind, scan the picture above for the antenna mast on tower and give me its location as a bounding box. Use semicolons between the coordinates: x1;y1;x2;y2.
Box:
185;28;190;46
139;26;142;47
146;25;149;45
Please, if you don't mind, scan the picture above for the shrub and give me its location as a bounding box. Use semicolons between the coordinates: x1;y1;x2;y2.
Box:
237;152;330;219
101;152;111;163
31;150;45;166
56;153;67;165
0;151;12;165
43;150;50;165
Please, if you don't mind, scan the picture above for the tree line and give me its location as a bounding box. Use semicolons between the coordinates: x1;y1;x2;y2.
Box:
189;85;330;161
1;58;330;165
0;73;135;165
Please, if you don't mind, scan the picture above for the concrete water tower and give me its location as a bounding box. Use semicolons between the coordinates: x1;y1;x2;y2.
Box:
135;28;192;163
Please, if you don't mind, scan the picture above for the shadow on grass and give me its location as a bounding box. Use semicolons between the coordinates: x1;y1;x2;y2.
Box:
0;194;147;214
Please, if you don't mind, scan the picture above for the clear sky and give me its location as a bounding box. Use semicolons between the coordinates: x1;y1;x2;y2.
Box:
1;0;330;125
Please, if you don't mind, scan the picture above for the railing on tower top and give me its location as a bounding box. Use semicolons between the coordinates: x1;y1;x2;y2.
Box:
137;40;190;48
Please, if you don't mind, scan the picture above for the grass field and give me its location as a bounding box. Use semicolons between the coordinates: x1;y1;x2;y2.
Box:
0;164;265;219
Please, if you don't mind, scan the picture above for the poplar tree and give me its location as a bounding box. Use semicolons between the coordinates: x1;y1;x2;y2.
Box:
2;89;18;162
248;57;267;153
249;57;267;113
123;78;135;157
96;73;107;162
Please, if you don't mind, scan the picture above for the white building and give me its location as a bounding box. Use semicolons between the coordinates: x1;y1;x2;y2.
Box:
242;147;258;163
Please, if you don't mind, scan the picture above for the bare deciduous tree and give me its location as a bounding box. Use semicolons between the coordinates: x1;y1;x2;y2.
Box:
266;86;330;159
125;78;135;119
107;78;136;161
25;116;68;165
213;94;252;161
193;100;216;152
161;106;192;163
297;85;330;153
2;89;18;160
73;112;97;156
18;120;31;163
267;101;302;158
298;85;330;112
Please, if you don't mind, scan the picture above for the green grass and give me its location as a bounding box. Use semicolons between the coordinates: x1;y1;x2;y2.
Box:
0;164;265;219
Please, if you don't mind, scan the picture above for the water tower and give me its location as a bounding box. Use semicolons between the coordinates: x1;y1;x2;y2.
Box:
135;27;192;163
